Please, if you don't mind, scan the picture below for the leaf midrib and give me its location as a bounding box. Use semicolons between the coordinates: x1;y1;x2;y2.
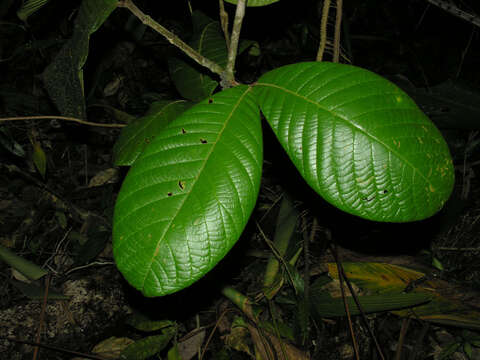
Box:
142;87;254;292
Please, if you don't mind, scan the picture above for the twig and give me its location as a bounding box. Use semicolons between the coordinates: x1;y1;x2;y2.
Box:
223;0;246;86
32;274;51;360
0;115;125;128
317;0;331;61
408;322;429;360
0;163;90;222
42;228;73;271
255;221;297;295
394;318;411;360
65;261;115;276
328;239;386;360
436;247;480;252
219;0;230;50
1;337;111;360
333;0;343;62
333;243;360;360
455;27;476;78
187;322;213;360
424;0;480;28
117;0;224;76
301;216;315;345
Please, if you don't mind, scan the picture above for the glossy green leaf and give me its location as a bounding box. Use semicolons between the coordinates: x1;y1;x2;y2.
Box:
113;85;262;296
113;100;191;166
253;62;454;222
224;0;280;7
168;11;227;102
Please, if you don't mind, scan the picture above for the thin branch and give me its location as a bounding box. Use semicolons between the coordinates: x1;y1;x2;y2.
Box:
455;27;476;78
32;275;50;360
199;309;230;360
333;0;343;63
394;318;411;360
436;246;480;252
424;0;480;28
317;0;331;61
219;0;230;50
0;115;125;128
0;163;91;222
333;244;360;360
224;0;246;86
117;0;224;76
1;337;110;360
330;242;386;360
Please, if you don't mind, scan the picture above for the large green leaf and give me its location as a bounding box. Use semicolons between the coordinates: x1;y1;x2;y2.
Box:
113;85;262;296
253;62;454;222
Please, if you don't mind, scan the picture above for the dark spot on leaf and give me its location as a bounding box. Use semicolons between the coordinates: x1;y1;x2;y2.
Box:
167;192;172;197
383;189;388;194
178;180;185;190
363;196;375;202
208;98;213;104
181;128;186;134
200;138;207;144
145;138;150;144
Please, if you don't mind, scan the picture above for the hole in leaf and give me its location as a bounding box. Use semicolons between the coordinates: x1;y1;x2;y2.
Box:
208;98;213;104
178;181;185;190
181;128;187;134
167;192;172;197
383;189;388;194
200;138;207;144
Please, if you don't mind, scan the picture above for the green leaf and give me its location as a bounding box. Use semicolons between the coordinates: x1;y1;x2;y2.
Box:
253;62;454;222
224;0;280;7
43;0;117;118
168;11;227;102
17;0;50;22
121;328;176;360
126;314;175;332
439;342;461;360
167;343;181;360
0;126;25;157
311;292;431;317
263;195;298;290
113;85;262;296
113;100;192;166
32;141;47;178
0;244;48;280
9;279;69;300
464;342;473;359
